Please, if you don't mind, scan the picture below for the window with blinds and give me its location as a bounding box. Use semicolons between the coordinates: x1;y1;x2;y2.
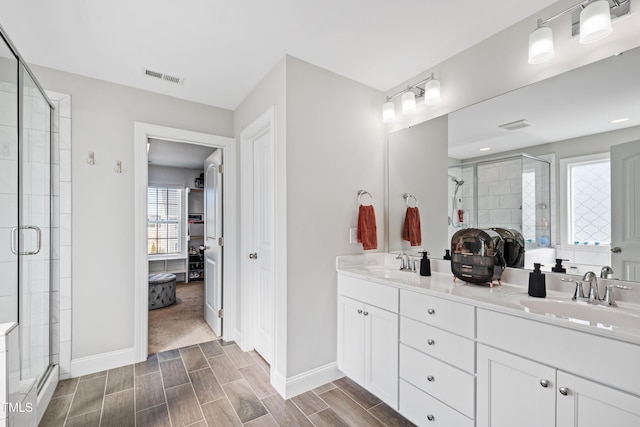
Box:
148;186;182;255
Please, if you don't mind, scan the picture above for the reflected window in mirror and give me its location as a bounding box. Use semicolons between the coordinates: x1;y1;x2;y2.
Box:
563;153;611;248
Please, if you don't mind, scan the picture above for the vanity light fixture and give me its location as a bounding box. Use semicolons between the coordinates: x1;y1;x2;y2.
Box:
381;73;441;122
402;91;417;114
528;0;629;65
579;0;613;43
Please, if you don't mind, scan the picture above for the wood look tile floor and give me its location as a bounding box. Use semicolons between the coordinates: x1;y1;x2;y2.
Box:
40;340;415;427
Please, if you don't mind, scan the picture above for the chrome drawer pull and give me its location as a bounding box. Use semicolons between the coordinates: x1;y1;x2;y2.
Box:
559;387;569;396
427;414;435;421
540;379;549;388
357;309;363;314
427;308;435;315
427;339;435;346
427;375;435;382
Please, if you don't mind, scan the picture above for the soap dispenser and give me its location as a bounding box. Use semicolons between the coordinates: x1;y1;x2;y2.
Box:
419;251;431;276
528;263;546;298
551;258;567;273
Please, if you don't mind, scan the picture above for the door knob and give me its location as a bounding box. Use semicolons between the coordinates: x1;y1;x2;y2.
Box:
199;245;209;251
249;253;258;259
611;247;622;253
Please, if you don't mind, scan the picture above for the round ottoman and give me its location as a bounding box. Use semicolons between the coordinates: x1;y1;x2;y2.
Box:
148;273;177;310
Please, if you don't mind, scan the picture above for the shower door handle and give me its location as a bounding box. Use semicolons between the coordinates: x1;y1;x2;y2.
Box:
10;226;18;255
23;226;42;255
11;225;42;255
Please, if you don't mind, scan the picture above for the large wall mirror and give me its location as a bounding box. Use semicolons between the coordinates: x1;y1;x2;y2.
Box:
388;45;640;282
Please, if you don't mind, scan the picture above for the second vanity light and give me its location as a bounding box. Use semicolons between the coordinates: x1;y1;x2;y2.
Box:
528;0;630;65
382;73;441;123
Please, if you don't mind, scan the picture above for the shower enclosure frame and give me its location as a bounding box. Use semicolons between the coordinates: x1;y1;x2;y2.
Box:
1;21;57;425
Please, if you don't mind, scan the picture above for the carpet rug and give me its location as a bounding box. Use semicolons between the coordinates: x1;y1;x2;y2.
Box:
148;281;219;354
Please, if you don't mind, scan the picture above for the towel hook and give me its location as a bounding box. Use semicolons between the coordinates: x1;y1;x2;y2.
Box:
403;193;418;207
357;190;373;206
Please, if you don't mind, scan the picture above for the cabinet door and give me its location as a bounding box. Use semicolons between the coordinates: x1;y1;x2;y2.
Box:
365;304;399;409
337;296;365;385
477;344;556;427
557;371;640;427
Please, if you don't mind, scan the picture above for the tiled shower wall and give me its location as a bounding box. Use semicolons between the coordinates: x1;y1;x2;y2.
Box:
48;91;72;379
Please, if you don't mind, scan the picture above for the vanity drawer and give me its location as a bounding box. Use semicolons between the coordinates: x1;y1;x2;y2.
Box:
400;289;475;338
399;344;475;418
400;316;475;373
338;275;398;312
399;379;474;427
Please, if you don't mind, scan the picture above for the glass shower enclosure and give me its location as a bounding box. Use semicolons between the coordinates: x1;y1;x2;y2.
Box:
448;154;552;258
1;23;55;421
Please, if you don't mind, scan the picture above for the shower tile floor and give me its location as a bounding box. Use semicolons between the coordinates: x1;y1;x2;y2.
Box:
40;340;414;426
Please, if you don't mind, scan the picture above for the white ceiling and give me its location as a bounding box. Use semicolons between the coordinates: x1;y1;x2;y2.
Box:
0;0;557;110
448;46;640;159
148;138;216;169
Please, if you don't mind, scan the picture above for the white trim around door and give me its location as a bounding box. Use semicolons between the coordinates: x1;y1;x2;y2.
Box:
134;122;237;361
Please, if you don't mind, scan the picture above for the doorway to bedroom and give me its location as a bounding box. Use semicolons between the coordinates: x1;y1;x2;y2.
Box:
146;138;220;354
133;123;237;361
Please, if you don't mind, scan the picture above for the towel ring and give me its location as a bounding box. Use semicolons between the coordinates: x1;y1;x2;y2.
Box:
358;190;373;206
403;193;418;207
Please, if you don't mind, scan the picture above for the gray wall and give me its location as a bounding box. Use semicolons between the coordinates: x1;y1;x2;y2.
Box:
31;65;233;359
388;116;449;255
285;56;385;376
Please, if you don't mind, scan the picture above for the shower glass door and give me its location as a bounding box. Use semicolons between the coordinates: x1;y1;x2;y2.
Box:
20;65;52;388
0;35;18;325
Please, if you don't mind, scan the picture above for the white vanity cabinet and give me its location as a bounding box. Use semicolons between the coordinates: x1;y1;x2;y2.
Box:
477;344;556;427
337;275;399;409
477;308;640;427
398;289;476;426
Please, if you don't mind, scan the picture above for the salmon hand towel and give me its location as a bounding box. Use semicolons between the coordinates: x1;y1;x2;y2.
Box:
357;204;378;250
402;206;422;246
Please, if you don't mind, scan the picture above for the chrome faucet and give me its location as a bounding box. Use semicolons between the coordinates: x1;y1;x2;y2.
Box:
396;252;416;272
396;252;408;270
582;271;599;302
563;272;632;307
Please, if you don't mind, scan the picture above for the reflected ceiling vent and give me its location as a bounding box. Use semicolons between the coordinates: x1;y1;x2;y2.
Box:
142;67;185;85
498;119;531;131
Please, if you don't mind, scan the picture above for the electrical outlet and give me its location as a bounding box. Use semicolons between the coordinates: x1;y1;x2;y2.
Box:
349;228;358;244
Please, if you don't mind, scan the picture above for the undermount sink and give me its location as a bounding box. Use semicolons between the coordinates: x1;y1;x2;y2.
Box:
507;293;640;330
357;265;422;282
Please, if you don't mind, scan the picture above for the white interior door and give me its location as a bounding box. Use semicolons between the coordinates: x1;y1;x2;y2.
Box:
204;149;223;336
611;139;640;281
249;126;275;364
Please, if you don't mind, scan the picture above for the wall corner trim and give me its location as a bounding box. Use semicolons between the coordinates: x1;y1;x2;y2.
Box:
272;362;343;400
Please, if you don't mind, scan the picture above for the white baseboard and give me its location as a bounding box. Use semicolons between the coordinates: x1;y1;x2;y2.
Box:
70;347;138;378
272;362;344;400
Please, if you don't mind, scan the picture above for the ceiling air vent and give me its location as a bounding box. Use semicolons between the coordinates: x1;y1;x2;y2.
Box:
143;68;185;85
498;119;531;131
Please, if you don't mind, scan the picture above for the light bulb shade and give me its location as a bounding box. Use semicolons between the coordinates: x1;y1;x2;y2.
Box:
382;101;396;123
424;78;441;105
580;0;612;44
401;91;416;114
528;26;554;64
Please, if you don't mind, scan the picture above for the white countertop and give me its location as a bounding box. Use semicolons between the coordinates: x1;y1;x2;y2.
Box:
336;254;640;346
